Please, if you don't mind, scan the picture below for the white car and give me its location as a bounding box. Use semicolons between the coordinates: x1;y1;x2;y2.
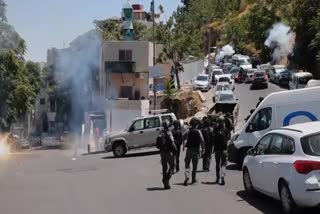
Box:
105;113;177;157
243;122;320;213
193;74;211;91
216;74;235;91
213;82;232;102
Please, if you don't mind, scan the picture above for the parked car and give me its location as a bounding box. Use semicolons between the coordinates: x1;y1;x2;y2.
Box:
289;72;313;90
222;63;233;74
245;69;256;83
270;65;287;84
41;135;63;148
210;90;239;127
212;68;224;85
193;74;211;91
104;113;177;157
279;69;294;87
216;74;235;91
213;82;232;102
258;64;272;78
230;66;241;82
243;122;320;213
251;70;268;89
228;86;320;166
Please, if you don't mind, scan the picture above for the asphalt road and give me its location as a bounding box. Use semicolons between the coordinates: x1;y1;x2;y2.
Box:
0;82;319;214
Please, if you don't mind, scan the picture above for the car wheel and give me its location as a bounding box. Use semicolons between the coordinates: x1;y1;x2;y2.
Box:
112;142;127;157
243;168;255;195
279;181;298;214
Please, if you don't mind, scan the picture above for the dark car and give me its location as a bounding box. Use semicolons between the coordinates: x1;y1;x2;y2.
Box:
251;70;268;89
279;70;293;87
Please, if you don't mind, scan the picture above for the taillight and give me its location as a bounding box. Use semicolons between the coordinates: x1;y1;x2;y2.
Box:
294;160;320;174
264;76;268;81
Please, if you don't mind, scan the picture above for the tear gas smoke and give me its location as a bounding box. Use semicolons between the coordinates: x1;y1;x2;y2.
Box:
265;23;294;64
54;30;102;133
215;44;235;64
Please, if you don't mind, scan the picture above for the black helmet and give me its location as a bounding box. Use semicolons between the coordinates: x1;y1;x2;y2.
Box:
203;117;210;127
162;120;169;129
259;97;264;101
173;120;181;129
190;118;199;128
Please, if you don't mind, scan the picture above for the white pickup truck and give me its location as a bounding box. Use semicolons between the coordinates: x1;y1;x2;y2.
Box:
104;113;177;157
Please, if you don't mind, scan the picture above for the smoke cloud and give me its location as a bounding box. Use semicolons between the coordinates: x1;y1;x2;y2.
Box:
265;23;294;64
215;44;235;64
54;30;102;133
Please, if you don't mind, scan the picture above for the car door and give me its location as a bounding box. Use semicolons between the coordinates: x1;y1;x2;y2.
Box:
127;119;145;148
143;117;161;146
247;134;273;190
262;135;295;197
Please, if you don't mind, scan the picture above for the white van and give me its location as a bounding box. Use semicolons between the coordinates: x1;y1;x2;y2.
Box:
228;86;320;165
289;72;313;90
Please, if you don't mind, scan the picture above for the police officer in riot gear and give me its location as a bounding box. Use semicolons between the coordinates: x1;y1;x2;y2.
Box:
214;116;228;185
172;120;183;172
157;121;177;189
202;117;214;171
183;118;204;186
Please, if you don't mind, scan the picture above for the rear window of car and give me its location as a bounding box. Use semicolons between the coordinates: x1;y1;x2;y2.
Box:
213;71;223;75
301;134;320;156
254;72;265;77
219;77;230;82
219;94;234;102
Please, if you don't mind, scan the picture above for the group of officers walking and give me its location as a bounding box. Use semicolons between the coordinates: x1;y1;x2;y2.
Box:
156;113;234;189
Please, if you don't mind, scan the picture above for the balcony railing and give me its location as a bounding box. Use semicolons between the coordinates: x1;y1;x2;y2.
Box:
105;61;136;73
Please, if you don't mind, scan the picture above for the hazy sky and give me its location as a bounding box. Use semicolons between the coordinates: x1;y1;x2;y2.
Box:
6;0;180;62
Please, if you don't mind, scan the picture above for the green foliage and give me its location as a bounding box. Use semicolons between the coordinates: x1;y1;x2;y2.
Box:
163;79;176;99
0;0;41;130
94;19;123;41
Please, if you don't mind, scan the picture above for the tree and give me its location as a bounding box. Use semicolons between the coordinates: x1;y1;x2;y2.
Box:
163;79;176;99
0;0;40;130
289;0;320;77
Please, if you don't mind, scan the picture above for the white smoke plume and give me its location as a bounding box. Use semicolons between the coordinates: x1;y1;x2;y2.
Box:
215;44;235;64
265;23;294;64
54;30;102;133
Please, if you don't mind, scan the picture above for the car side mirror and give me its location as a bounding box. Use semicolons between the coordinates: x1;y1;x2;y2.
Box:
246;123;254;133
247;148;255;156
236;98;239;101
128;126;135;132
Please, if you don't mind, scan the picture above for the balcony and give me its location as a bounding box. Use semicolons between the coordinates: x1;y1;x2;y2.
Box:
105;61;136;73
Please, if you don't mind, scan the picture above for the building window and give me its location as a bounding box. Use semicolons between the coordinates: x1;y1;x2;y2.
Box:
119;50;132;61
40;98;45;105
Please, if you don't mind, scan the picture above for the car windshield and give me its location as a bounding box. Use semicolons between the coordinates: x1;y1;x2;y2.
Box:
213;70;223;75
219;93;235;102
275;68;286;73
197;76;208;81
230;68;240;73
219;77;230;82
301;134;320;156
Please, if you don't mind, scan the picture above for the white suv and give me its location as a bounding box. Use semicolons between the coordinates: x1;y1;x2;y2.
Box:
243;122;320;213
104;113;177;157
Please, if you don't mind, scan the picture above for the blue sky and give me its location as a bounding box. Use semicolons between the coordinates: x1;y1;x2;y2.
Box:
6;0;180;62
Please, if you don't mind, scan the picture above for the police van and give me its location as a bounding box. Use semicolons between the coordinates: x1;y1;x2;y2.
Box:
228;86;320;165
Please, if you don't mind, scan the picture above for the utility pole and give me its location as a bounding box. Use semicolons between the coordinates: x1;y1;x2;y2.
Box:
152;0;157;110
